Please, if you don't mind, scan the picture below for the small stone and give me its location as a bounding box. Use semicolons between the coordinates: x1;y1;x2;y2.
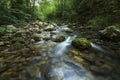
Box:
70;50;79;55
32;33;41;41
0;42;4;46
52;35;65;42
44;24;54;31
64;28;73;33
74;56;84;63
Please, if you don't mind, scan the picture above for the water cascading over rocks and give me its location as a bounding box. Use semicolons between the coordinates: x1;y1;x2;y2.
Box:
43;36;94;80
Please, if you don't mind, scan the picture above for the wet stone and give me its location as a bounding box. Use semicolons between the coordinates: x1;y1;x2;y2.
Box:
0;42;4;46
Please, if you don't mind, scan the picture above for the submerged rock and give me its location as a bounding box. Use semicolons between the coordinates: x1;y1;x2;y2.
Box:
90;64;112;74
52;35;65;42
72;38;91;50
100;25;120;41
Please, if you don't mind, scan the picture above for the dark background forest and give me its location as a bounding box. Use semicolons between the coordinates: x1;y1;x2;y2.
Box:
1;0;120;26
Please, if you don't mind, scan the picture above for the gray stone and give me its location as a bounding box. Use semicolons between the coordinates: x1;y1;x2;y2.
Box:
52;35;65;42
0;42;4;46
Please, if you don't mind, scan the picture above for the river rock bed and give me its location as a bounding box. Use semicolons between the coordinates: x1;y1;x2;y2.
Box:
0;21;120;80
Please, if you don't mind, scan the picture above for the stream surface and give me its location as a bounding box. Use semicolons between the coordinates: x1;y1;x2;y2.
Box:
44;36;94;80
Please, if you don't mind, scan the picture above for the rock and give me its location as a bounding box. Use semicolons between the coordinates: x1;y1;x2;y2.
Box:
63;28;73;33
38;21;43;26
0;25;16;33
32;33;41;41
65;29;73;33
40;32;51;40
2;69;16;77
0;42;4;46
42;35;51;40
90;64;112;74
12;37;25;43
44;24;54;31
72;38;91;50
6;25;17;33
34;24;40;28
74;56;85;63
6;25;17;30
15;30;26;37
26;65;41;78
52;35;65;42
11;42;22;50
70;50;79;55
100;25;120;41
51;31;60;34
43;22;48;26
0;26;6;33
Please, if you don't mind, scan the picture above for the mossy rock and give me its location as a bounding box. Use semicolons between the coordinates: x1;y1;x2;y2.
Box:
52;35;65;42
100;25;120;41
0;25;16;33
0;26;6;33
72;38;91;50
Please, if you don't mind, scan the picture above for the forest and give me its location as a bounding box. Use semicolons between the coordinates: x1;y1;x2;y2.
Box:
0;0;120;80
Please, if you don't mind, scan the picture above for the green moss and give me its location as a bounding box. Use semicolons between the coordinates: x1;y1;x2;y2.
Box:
0;27;6;33
100;25;120;41
72;38;91;50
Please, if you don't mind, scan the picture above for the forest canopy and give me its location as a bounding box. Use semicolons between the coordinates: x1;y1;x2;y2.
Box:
0;0;120;26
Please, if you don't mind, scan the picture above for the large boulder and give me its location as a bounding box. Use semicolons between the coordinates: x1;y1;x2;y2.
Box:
72;38;91;50
52;35;65;42
100;25;120;41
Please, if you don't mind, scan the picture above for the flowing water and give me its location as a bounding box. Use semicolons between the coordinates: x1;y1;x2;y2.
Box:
91;42;105;53
44;36;95;80
17;24;119;80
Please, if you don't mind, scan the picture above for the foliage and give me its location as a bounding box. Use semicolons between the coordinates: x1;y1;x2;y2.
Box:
0;26;6;33
73;0;120;24
87;16;109;27
0;0;120;26
0;0;38;25
0;25;13;33
38;0;57;20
